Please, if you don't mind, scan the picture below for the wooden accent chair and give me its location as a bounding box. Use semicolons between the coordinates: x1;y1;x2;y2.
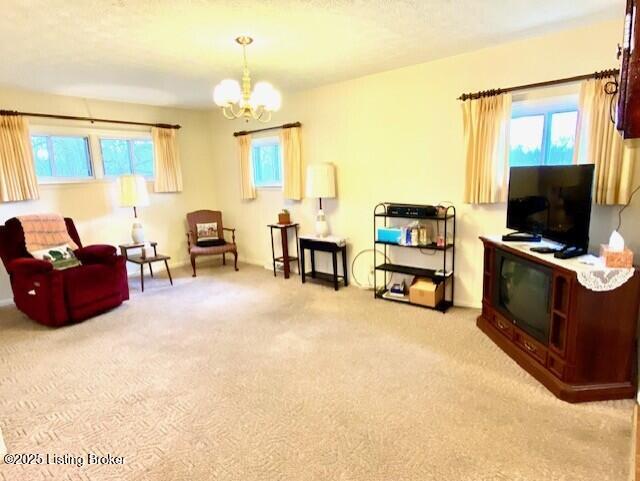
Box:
186;210;238;277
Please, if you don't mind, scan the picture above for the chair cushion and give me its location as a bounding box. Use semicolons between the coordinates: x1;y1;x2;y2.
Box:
190;243;236;255
196;239;226;247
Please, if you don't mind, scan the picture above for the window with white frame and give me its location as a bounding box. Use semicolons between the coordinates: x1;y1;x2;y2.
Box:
29;126;154;183
31;135;93;179
509;96;579;167
251;137;282;188
100;138;154;177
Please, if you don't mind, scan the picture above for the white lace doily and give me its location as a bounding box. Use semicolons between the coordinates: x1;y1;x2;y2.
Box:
576;268;635;292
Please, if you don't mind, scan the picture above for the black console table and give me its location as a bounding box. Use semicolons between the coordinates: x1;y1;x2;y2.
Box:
299;236;348;291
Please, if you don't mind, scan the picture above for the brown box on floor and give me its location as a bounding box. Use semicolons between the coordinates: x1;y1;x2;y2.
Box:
409;277;443;307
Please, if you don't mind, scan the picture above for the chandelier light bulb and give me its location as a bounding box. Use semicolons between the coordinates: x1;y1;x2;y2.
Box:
265;88;282;111
249;81;272;109
213;79;241;106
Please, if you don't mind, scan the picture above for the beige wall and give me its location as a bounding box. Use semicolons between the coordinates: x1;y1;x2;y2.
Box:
0;87;216;302
2;19;638;308
209;19;639;308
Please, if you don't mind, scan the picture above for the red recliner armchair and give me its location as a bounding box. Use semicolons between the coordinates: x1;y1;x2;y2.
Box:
0;217;129;327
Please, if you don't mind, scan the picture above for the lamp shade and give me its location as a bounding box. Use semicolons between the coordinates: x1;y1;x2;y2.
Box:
118;174;150;208
306;163;336;199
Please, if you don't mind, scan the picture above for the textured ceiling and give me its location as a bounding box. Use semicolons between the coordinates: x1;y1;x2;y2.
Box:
0;0;624;107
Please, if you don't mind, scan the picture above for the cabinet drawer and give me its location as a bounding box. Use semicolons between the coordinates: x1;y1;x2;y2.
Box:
513;330;547;365
493;312;514;339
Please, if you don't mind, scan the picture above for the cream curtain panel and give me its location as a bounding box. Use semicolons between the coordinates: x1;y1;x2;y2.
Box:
152;127;183;193
281;126;302;200
574;78;636;205
238;134;255;200
462;93;512;204
0;115;39;202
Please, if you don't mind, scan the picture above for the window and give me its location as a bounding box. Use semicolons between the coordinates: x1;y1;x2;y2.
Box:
100;138;154;177
252;137;282;187
29;126;155;184
509;99;578;167
31;135;93;179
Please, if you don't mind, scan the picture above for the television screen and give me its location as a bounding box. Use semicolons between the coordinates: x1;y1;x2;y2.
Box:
507;165;594;248
497;255;551;343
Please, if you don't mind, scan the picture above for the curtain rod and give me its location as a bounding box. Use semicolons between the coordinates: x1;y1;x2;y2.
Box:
233;121;301;137
457;69;620;101
0;109;181;129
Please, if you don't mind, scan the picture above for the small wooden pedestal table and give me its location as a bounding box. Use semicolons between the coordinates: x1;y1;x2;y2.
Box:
268;223;300;279
299;235;348;291
119;242;173;292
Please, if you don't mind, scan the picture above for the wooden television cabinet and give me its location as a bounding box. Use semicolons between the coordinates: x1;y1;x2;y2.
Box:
478;237;640;403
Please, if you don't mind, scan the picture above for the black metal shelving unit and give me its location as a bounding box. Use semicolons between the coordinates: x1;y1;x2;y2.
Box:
373;202;456;312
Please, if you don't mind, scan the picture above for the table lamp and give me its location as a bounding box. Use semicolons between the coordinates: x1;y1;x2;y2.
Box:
118;174;150;243
306;163;336;237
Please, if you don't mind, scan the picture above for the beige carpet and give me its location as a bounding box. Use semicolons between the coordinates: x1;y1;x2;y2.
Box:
0;264;634;481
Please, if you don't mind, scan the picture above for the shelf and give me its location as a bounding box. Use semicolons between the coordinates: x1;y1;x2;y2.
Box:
303;271;346;284
380;290;411;303
373;202;456;314
275;256;299;263
375;213;454;221
376;289;453;312
375;263;452;282
375;241;454;251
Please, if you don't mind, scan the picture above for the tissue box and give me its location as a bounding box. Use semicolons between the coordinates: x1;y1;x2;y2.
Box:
278;212;291;224
377;227;402;244
600;244;634;268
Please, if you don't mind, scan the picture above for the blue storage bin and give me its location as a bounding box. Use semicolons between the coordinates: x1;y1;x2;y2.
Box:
377;227;402;244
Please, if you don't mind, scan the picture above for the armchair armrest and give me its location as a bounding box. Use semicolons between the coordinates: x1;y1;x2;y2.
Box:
7;258;54;276
74;245;117;264
223;227;236;244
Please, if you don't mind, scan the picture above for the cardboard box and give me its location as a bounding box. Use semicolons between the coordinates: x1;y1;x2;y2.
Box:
600;244;634;268
409;277;444;307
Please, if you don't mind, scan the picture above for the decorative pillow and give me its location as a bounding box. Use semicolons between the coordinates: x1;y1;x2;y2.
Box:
196;222;219;242
31;243;82;270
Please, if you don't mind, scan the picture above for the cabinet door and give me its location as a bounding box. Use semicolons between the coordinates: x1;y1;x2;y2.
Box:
482;246;494;303
549;273;571;357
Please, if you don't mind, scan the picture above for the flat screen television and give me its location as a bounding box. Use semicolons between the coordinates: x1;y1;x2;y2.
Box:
492;249;552;343
506;165;595;248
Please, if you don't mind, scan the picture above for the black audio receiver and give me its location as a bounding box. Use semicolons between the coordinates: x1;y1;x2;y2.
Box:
387;204;437;218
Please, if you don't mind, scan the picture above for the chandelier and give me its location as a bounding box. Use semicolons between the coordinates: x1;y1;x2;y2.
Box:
213;36;282;122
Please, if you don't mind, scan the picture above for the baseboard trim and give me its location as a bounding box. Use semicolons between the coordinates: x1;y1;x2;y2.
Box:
2;259;481;310
0;298;14;307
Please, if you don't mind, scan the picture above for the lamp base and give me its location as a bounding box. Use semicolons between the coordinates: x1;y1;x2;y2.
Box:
132;222;145;244
315;209;329;238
